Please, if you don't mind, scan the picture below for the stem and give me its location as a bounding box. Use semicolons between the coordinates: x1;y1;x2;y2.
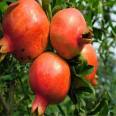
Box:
57;104;66;116
8;80;16;115
18;75;31;115
0;94;10;115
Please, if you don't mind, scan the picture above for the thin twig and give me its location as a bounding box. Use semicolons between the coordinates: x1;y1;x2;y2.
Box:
0;94;10;115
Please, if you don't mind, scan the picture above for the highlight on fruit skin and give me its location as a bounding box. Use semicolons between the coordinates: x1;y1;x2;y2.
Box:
29;52;71;115
0;0;49;62
50;8;92;59
81;44;98;84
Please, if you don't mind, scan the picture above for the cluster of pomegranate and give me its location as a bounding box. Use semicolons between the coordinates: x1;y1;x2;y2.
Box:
0;0;98;115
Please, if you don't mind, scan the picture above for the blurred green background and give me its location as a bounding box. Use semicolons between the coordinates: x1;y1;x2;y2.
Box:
0;0;116;116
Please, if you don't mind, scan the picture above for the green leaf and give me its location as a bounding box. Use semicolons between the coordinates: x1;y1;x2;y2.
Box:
80;65;94;76
98;101;109;116
68;87;78;104
75;76;95;95
0;4;7;13
87;90;112;115
0;74;15;81
98;1;103;14
52;5;64;15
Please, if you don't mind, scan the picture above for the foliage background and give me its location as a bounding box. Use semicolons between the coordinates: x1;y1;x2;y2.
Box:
0;0;116;116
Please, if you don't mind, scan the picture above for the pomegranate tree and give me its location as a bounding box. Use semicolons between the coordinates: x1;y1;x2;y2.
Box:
29;52;70;115
50;8;92;59
0;0;49;62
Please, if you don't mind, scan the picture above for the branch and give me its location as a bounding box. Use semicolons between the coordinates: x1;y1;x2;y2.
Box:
0;94;10;115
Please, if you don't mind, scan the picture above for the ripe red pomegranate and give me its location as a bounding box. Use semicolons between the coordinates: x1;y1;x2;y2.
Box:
91;79;97;86
50;8;92;59
81;44;98;85
29;52;70;115
0;0;49;62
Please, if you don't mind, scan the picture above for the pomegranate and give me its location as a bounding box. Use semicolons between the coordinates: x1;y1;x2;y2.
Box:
91;79;97;86
29;52;70;115
0;0;49;62
81;44;98;84
50;8;92;59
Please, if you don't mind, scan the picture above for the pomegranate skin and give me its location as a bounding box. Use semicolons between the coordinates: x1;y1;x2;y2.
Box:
29;52;70;114
81;44;98;83
91;79;97;86
0;0;49;62
50;8;87;59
